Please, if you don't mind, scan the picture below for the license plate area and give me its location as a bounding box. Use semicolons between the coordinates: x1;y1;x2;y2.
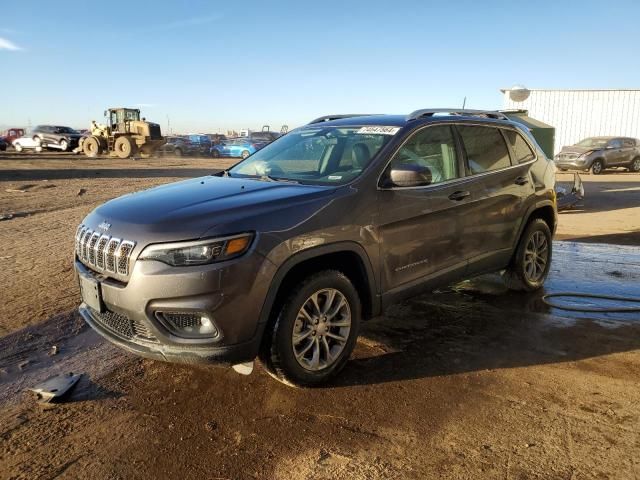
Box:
79;272;103;313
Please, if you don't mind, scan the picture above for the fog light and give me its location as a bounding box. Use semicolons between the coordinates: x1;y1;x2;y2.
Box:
159;312;219;338
199;316;217;335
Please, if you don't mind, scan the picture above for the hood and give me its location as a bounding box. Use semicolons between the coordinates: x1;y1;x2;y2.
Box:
83;175;333;241
558;145;599;155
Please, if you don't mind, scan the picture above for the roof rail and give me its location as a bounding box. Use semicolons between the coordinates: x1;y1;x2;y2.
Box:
308;114;377;124
407;109;510;121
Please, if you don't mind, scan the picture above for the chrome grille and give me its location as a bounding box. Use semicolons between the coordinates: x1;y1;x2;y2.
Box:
75;224;136;276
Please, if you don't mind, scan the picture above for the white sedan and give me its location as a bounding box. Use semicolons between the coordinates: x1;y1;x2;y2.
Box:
12;136;43;152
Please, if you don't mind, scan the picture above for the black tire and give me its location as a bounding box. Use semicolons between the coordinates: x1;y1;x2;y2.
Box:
259;270;361;387
591;159;604;175
83;136;100;158
629;157;640;173
211;149;220;158
114;136;136;159
241;150;250;159
504;218;552;292
174;148;183;157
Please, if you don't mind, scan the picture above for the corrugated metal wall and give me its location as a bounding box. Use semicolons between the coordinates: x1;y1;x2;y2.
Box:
502;89;640;154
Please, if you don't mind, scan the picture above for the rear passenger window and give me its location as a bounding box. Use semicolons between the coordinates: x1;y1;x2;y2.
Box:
622;139;634;148
504;130;536;164
458;126;511;174
389;125;459;185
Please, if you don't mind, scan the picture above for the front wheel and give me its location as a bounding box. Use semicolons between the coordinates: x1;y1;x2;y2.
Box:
211;149;220;158
114;136;136;159
59;139;68;151
629;157;640;173
260;270;360;387
591;159;604;175
14;143;23;152
504;218;552;292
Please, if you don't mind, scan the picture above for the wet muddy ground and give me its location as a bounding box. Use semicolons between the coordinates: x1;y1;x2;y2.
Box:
1;152;639;479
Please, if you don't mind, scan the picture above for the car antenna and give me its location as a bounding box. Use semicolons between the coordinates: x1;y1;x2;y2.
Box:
462;96;467;109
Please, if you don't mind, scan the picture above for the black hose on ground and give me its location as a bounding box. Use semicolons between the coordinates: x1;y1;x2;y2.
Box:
542;293;640;313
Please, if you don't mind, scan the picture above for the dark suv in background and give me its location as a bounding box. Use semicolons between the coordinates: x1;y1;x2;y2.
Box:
32;125;83;151
75;109;557;387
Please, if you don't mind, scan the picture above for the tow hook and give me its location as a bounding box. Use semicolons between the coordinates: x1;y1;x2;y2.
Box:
232;361;254;375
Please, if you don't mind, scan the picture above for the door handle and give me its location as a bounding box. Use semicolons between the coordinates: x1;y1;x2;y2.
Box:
515;176;529;186
448;190;470;201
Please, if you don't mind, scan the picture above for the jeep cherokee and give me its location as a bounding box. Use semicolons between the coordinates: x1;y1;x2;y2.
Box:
74;109;557;387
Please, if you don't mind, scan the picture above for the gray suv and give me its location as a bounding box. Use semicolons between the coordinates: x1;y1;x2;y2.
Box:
75;109;557;386
554;136;640;174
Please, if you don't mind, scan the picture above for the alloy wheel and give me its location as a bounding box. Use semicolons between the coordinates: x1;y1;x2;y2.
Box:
632;158;640;172
292;288;351;371
523;231;549;283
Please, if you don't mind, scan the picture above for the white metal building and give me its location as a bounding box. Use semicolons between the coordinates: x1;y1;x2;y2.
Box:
501;88;640;154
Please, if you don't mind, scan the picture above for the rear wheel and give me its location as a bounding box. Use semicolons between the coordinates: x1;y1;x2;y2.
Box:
630;157;640;172
211;149;220;158
83;136;101;158
241;150;250;159
174;147;183;157
59;139;68;151
114;136;136;159
14;143;23;152
259;270;360;387
591;159;604;175
504;218;552;292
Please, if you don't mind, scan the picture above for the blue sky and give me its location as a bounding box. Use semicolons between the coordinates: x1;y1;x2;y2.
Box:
1;0;639;133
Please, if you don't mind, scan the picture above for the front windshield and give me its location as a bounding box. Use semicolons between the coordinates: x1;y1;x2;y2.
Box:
228;126;396;185
575;137;609;148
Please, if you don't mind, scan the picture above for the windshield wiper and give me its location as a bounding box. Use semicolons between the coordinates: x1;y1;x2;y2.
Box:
245;174;299;184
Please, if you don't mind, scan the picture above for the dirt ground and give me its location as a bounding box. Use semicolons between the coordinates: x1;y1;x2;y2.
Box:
1;151;639;479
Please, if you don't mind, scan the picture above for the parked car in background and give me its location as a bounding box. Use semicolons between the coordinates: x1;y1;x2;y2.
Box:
210;138;264;159
31;125;84;151
249;130;280;143
1;128;25;145
207;133;227;144
187;134;212;156
12;136;44;152
554;136;640;174
0;138;7;151
157;136;198;156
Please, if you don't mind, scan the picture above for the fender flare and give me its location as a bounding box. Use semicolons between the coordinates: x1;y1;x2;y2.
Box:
513;199;557;248
257;241;379;326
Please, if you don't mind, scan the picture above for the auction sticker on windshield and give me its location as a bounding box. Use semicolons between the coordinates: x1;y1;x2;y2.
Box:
356;126;400;135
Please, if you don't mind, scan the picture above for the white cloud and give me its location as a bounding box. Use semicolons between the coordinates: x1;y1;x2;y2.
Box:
0;37;22;51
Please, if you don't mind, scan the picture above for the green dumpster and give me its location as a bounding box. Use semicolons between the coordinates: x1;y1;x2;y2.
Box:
500;109;555;159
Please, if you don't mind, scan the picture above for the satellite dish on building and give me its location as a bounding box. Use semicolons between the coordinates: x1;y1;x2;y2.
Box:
509;85;530;102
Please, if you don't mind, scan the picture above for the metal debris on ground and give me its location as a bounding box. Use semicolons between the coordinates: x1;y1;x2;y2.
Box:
28;373;82;403
77;188;87;196
0;213;14;221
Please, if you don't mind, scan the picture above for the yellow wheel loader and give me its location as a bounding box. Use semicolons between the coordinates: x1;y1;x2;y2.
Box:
81;108;165;158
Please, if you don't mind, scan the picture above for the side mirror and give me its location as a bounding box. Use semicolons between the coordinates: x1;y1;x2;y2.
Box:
386;164;432;188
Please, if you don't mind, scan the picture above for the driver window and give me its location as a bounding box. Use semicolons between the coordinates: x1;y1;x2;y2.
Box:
389;126;459;185
608;139;623;149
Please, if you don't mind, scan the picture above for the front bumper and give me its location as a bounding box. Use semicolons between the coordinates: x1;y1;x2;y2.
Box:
75;249;276;365
554;158;590;170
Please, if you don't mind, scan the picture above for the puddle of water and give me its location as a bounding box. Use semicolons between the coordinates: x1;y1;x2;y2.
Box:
446;241;640;326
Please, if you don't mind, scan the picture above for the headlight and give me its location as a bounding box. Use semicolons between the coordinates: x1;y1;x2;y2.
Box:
139;233;253;266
